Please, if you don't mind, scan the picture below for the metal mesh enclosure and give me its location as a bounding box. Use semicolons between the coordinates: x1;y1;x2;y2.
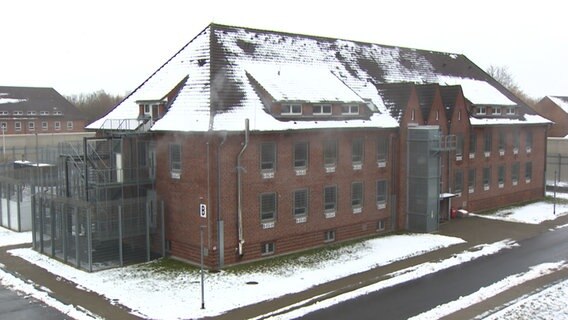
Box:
407;126;441;232
34;194;165;272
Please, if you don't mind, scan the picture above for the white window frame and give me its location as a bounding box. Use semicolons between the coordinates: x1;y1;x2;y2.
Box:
66;121;73;130
261;242;275;255
476;106;486;115
313;104;332;115
282;104;302;115
13;111;23;116
27;111;37;115
506;106;515;115
42;121;48;130
342;105;359;115
54;121;61;130
324;230;336;242
40;111;50;116
492;107;501;115
15;121;21;131
260;192;277;222
28;121;35;131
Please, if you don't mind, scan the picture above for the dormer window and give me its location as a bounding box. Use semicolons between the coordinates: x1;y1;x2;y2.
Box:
476;106;486;115
27;111;37;115
53;111;63;116
13;111;23;116
282;104;302;115
40;111;50;116
492;107;501;115
313;104;332;115
342;105;359;115
506;106;516;115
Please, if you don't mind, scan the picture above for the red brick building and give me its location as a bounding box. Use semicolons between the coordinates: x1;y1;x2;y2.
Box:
533;96;568;137
0;86;86;134
88;24;550;268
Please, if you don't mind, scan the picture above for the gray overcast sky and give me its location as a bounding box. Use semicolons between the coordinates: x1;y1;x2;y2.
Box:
1;0;566;100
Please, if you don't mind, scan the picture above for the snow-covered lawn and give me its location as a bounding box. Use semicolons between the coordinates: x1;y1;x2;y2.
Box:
0;227;31;247
7;233;464;319
471;197;568;224
482;277;568;320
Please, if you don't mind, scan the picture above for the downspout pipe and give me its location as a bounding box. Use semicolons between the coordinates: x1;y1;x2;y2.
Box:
216;131;227;268
237;119;249;257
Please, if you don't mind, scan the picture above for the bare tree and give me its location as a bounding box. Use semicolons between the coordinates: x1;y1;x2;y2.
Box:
486;65;537;107
67;90;126;123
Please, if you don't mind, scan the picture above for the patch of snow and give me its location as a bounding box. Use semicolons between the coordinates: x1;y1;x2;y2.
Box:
437;76;515;106
0;226;32;247
0;93;26;104
9;233;464;319
549;96;568;114
410;261;567;320
470;114;551;126
0;268;100;319
246;63;364;103
471;201;568;224
262;239;518;320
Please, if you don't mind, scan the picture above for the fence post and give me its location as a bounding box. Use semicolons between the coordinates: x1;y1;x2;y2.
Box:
119;205;123;267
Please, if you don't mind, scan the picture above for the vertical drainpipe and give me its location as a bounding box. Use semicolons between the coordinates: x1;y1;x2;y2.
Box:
216;132;227;268
237;119;249;257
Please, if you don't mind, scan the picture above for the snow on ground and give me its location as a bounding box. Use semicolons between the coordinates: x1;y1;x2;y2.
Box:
261;239;519;320
471;198;568;224
481;277;568;320
6;234;464;319
410;261;567;320
0;268;100;319
0;227;31;247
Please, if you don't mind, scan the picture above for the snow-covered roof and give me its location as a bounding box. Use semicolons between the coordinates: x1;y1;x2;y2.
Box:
90;23;538;133
246;63;364;103
470;114;551;126
0;87;85;120
549;96;568;114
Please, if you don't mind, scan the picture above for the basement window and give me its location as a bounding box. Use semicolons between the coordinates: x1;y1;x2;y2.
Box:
261;242;275;255
324;230;336;242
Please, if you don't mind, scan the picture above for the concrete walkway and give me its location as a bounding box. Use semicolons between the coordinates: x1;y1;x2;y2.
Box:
1;213;567;320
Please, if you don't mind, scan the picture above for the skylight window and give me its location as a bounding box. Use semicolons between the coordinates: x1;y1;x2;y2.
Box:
342;105;359;115
282;104;302;115
313;104;332;115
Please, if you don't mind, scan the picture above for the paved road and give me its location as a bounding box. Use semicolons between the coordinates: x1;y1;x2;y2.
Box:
0;283;71;320
300;226;568;319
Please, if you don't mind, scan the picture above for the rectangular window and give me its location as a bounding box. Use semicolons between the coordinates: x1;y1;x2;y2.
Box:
293;142;308;168
170;143;182;173
483;167;491;189
293;189;308;217
28;121;35;131
260;192;277;221
351;182;363;208
53;111;62;115
42;121;48;130
456;134;464;157
477;106;486;115
468;168;476;192
376;180;387;207
15;122;21;131
138;141;148;167
324;186;337;212
377;136;388;164
469;132;477;154
342;105;359;115
67;121;73;130
0;122;6;131
526;131;533;151
498;130;505;151
54;121;61;130
13;111;23;116
513;129;520;152
40;111;49;116
525;162;532;181
492;107;501;115
512;162;520;185
506;106;516;115
27;111;37;115
324;230;335;242
313;104;332;115
498;165;505;187
352;138;363;164
484;131;492;153
282;104;302;115
260;143;276;171
454;170;463;193
323;140;337;167
261;242;275;255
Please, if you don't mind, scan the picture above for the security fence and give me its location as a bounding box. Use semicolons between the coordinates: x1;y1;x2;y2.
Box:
546;153;568;189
